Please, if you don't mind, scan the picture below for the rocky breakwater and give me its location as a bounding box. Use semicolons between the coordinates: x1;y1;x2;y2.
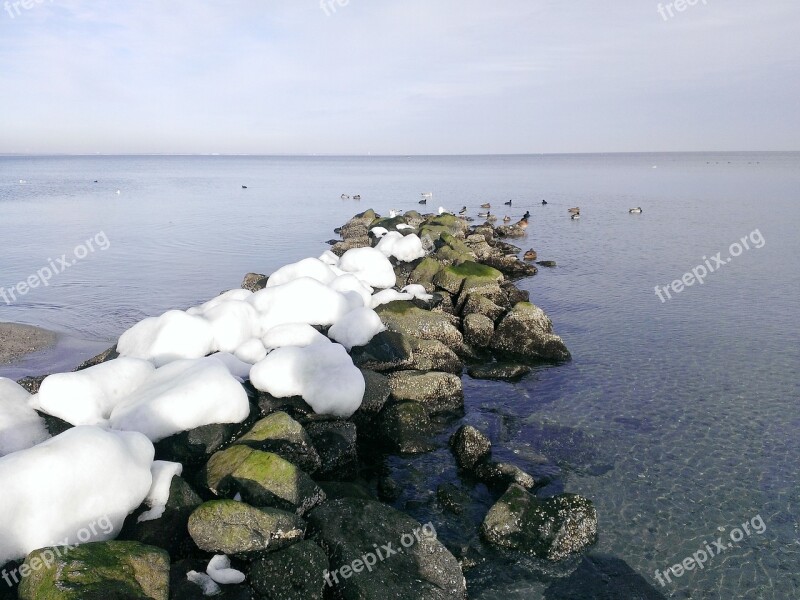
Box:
0;208;613;600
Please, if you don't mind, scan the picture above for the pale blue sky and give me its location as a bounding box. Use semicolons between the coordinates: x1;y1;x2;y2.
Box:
0;1;798;154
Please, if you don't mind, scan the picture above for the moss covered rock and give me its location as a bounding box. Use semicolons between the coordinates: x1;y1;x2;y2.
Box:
407;257;442;286
375;301;464;349
462;313;495;347
18;541;169;600
188;500;304;555
433;261;503;295
387;370;464;413
234;412;321;474
490;302;571;362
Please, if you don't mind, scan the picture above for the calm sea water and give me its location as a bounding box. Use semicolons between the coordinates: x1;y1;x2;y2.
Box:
1;153;798;598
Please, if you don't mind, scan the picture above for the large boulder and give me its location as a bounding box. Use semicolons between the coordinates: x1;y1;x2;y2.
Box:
18;541;169;600
460;294;505;321
248;540;330;600
375;301;465;350
407;338;463;374
481;485;597;561
462;313;495;347
305;421;358;480
205;446;325;515
154;421;244;469
433;262;503;295
387;371;464;413
449;425;491;470
350;330;414;372
188;500;305;555
377;401;435;454
491;302;571;362
407;257;442;288
233;411;321;474
307;498;467;600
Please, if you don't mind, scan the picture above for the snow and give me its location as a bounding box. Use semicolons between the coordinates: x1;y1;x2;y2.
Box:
328;307;386;350
203;300;261;353
0;378;50;457
208;352;256;380
110;357;250;442
266;257;337;288
187;571;221;596
370;226;389;238
370;288;413;308
118;310;215;367
337;247;396;289
0;426;153;565
318;250;339;265
375;232;427;262
187;289;253;316
138;460;183;523
38;358;155;426
207;554;246;585
262;323;330;351
250;343;364;418
401;284;434;301
396;224;414;231
249;277;352;331
233;339;268;364
329;274;373;309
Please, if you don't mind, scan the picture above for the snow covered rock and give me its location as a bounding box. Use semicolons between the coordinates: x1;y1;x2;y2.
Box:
261;323;330;351
337;247;397;289
110;357;250;442
375;232;427;262
327;307;386;350
118;310;215;367
0;426;154;566
266;257;337;288
249;277;352;331
0;378;50;457
250;343;364;418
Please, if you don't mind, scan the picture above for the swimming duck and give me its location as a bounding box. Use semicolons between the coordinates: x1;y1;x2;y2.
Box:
629;207;642;213
341;194;350;199
541;199;548;205
481;202;491;209
458;206;467;215
523;211;531;219
353;194;361;200
568;207;580;214
504;199;512;206
242;185;248;189
523;249;537;261
419;198;427;204
515;217;529;229
478;211;490;218
571;213;580;220
487;214;497;222
503;215;511;223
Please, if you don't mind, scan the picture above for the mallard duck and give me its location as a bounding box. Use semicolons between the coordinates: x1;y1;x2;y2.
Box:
478;211;490;218
353;194;361;200
629;207;642;213
571;213;580;220
487;213;497;222
523;249;537;261
480;202;491;209
458;206;467;215
503;215;511;223
515;217;529;229
341;194;350;199
568;207;580;214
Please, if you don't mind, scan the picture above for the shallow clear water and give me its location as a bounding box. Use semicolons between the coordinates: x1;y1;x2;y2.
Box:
1;153;798;598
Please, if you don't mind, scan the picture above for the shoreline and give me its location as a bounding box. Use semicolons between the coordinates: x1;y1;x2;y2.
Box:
0;323;57;366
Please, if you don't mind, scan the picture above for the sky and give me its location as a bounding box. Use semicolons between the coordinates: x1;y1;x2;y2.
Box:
0;1;798;155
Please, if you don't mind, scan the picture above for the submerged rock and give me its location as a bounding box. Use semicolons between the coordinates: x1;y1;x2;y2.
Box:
474;461;537;491
234;411;322;474
481;484;597;561
188;500;305;555
449;425;492;470
543;554;667;599
378;401;435;454
308;498;467;600
18;541;169;600
437;483;472;515
467;363;531;381
491;302;571;362
305;421;358;480
537;260;557;268
248;540;330;600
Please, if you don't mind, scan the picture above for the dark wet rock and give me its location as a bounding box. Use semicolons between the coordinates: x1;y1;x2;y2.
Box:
15;375;47;394
474;461;537;491
407;338;463;374
318;480;374;501
74;345;118;371
491;302;571;362
307;498;467;600
233;411;321;474
481;255;537;278
305;421;359;480
387;370;464;413
460;294;505;321
462;313;495;347
377;475;403;502
188;499;305;555
248;540;329;600
170;559;252;600
331;237;371;256
492;240;523;255
481;484;597;561
392;260;418;288
407;257;442;288
437;483;471;515
455;280;507;312
206;446;325;515
351;369;391;434
376;301;465;350
410;291;446;311
378;401;435;454
350;330;414;372
241;272;268;292
543;554;667;599
18;541;169;600
35;410;73;437
257;392;316;423
495;224;527;238
433;261;503;295
449;425;491;470
120;476;202;559
467;363;531;381
537;260;557;268
154;421;243;469
500;281;530;305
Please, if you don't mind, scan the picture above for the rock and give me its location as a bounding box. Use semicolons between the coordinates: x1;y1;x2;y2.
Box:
369;215;409;232
331;237;371;256
375;301;465;350
407;338;463;374
188;500;305;555
378;401;435;454
495;224;527;238
467;363;531;381
248;540;330;600
455;280;507;312
387;370;464;413
18;541;169;600
318;480;374;501
241;272;268;292
74;345;119;371
170;559;252;599
481;255;537;278
433;261;503;295
392;260;417;288
305;421;358;480
436;483;471;515
120;476;203;558
350;330;414;372
206;445;325;515
418;213;469;239
307;498;467;600
474;461;537;490
537;260;557;268
500;281;530;305
461;294;505;321
543;554;668;599
377;476;403;502
15;375;47;394
257;392;315;423
492;240;522;255
154;421;245;469
351;369;391;435
481;484;597;561
462;313;495;347
407;257;442;287
449;425;491;470
35;410;73;437
234;411;321;474
339;220;370;240
491;302;571;362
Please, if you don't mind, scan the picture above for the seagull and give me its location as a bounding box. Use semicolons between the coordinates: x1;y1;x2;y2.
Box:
629;207;642;214
438;206;449;215
116;190;121;195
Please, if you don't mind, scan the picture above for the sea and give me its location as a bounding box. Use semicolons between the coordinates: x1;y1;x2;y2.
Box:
1;153;798;599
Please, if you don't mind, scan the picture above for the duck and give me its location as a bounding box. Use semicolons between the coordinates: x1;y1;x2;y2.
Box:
503;215;511;223
629;207;642;214
515;217;529;229
523;210;531;219
504;199;512;206
419;198;427;204
341;194;350;199
541;199;548;205
480;202;491;209
568;207;580;214
523;249;537;261
458;206;467;215
486;213;498;222
478;211;490;218
571;213;580;220
242;185;248;189
353;194;361;200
